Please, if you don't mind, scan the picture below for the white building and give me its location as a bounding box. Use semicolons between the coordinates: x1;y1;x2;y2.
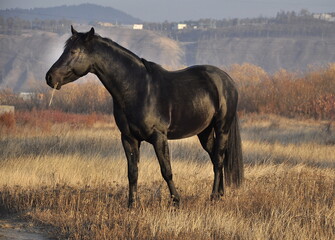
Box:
0;105;14;115
177;24;187;30
133;24;143;30
19;92;44;101
97;22;115;27
313;13;335;22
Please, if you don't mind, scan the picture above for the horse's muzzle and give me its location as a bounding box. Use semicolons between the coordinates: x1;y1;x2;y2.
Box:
46;72;61;89
46;72;52;86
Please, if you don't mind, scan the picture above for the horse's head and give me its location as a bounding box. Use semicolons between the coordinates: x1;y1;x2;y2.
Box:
46;26;95;89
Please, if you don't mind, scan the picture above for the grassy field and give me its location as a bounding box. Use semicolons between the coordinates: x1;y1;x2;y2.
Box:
0;113;334;239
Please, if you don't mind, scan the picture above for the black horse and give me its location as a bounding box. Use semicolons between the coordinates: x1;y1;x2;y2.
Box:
46;26;243;207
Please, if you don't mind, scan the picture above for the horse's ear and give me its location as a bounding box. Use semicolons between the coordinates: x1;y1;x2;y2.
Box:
89;27;95;36
84;27;95;41
71;25;78;35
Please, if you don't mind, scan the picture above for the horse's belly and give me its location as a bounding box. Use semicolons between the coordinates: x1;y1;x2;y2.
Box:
167;106;215;139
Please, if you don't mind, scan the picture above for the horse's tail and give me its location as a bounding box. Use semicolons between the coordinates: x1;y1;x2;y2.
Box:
224;113;244;187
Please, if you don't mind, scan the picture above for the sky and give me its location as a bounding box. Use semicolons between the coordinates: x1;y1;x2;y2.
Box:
0;0;334;22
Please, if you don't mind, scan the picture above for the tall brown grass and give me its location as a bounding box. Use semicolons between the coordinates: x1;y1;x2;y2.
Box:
0;112;334;239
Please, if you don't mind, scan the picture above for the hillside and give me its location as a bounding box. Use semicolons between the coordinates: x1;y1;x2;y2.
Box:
0;4;142;24
0;28;184;91
175;12;335;72
1;27;335;91
1;6;335;91
185;36;335;72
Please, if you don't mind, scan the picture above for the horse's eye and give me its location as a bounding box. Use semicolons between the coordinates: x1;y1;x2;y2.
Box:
70;50;76;55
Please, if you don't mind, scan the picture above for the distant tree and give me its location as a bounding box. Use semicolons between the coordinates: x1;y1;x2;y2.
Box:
299;9;311;17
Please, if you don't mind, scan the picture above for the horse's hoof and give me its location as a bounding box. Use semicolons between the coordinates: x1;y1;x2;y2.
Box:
128;198;140;208
128;201;134;208
210;193;222;201
171;195;180;208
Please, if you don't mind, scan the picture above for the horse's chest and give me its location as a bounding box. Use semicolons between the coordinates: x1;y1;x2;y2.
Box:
114;108;156;140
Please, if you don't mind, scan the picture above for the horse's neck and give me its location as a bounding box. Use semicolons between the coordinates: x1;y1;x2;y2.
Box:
91;40;146;108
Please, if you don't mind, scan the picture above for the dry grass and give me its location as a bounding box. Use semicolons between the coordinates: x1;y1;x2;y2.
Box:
241;114;335;168
0;113;334;239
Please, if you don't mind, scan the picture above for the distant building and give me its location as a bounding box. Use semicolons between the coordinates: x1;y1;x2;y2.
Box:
313;13;335;22
19;92;44;101
133;24;143;30
97;22;115;27
177;24;187;30
0;105;14;115
172;23;187;30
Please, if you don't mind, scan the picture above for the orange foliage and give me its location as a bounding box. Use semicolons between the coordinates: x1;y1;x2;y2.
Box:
1;65;334;120
15;110;112;130
0;112;16;130
228;63;335;120
47;81;113;113
227;63;269;86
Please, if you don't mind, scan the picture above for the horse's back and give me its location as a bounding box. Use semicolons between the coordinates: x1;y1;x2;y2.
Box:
165;64;236;112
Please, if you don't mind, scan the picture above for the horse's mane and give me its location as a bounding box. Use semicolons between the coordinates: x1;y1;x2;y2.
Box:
64;36;75;50
64;32;154;71
64;33;85;50
96;35;143;63
140;58;163;73
64;32;138;56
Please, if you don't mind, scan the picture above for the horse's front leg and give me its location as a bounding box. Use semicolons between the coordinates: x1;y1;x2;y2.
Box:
151;131;180;206
121;134;140;208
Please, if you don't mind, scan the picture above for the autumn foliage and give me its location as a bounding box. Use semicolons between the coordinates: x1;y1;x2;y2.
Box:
15;110;112;129
227;63;335;119
0;64;334;120
0;112;16;131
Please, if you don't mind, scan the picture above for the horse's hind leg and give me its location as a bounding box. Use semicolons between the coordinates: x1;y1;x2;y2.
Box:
212;111;233;199
211;130;228;199
198;125;225;197
198;125;215;157
151;131;180;206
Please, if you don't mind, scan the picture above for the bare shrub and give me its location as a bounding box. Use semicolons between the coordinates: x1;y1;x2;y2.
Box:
0;112;16;132
228;63;335;120
1;64;334;119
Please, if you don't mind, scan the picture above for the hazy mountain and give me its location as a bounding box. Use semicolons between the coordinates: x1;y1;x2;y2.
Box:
0;3;142;24
1;5;335;91
0;28;184;91
183;37;335;72
2;27;335;92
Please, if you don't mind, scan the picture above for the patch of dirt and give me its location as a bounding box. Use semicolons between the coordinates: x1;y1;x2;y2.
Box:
0;215;55;240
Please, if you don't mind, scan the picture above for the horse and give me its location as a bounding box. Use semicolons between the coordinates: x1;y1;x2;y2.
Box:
46;26;243;207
